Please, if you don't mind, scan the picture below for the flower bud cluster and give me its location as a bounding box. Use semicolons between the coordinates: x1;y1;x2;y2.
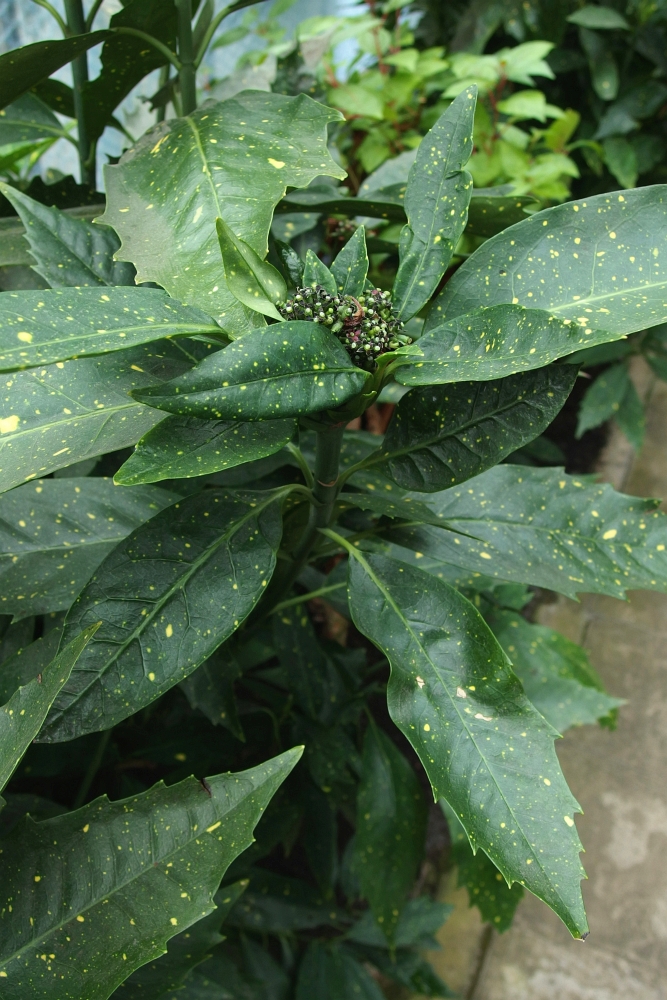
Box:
277;284;411;370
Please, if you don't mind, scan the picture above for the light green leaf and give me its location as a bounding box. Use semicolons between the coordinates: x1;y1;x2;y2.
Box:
331;227;369;296
40;489;283;742
0;340;212;493
391;465;667;599
374;367;576;491
567;6;630;29
0;749;301;998
0;93;68;144
576;363;629;437
393;87;476;321
330;83;385;120
215;217;286;320
0;287;223;370
354;725;427;943
0;478;177;620
303;249;337;295
344;547;587;937
603;136;638;188
487;610;623;733
0;185;135;289
428;186;667;337
398;305;621;384
100;92;344;334
497;90;564;122
132;323;369;422
0;626;97;794
115;415;295;485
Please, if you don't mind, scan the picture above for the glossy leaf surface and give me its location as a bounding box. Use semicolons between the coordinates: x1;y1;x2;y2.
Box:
0;750;301;998
397;304;620;384
0;478;177;619
393;87;476;321
41;489;283;742
0;627;96;793
116;415;295;485
0;36;110;110
377;367;576;491
303;250;337;295
331;226;369;296
0;94;66;145
0;341;207;493
0;288;221;370
429;186;667;335
488;610;623;732
133;323;369;421
392;465;667;599
354;726;426;942
0;185;135;288
215;216;286;320
100;93;344;332
346;549;588;937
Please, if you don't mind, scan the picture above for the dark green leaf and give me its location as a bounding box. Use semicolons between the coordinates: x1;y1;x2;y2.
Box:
115;416;295;485
615;375;645;450
296;942;385;1000
303;250;337;296
30;79;75;119
580;27;619;101
0;287;222;371
0;477;177;619
338;492;447;527
487;610;623;733
303;783;338;895
0;93;67;144
226;870;344;933
272;602;332;721
0;185;135;288
0;630;61;707
441;800;524;932
132;323;369;422
0;34;111;111
576;363;629;437
0;749;301;997
40;489;283;742
273;238;305;287
393;87;476;321
346;896;452;949
392;465;667;599
465;194;538;237
0;340;212;493
0;627;96;793
428;186;667;336
376;367;576;491
398;305;620;384
354;726;427;942
331;227;369;296
180;649;244;741
82;0;178;145
603;137;638;189
215;217;286;320
100;93;344;333
345;548;588;937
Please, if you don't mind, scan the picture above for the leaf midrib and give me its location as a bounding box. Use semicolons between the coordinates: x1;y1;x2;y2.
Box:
351;550;572;908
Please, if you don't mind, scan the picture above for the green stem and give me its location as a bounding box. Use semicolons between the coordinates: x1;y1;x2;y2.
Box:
285;442;315;489
84;0;105;31
270;581;346;616
175;0;197;116
30;0;68;35
73;728;112;809
64;0;93;186
194;0;266;67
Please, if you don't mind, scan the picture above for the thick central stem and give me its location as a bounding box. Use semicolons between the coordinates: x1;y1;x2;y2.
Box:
64;0;93;187
175;0;197;116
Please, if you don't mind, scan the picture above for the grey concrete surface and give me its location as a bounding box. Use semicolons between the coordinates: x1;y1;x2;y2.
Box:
423;364;667;1000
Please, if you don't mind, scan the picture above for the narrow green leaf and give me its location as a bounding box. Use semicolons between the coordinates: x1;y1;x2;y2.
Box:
100;93;344;333
0;478;177;619
0;287;223;371
115;415;295;485
441;800;524;933
0;626;97;793
181;649;245;741
0;630;61;707
272;602;332;721
487;610;623;732
397;305;620;384
296;942;385;1000
0;340;212;493
303;250;337;296
331;227;369;296
615;375;645;450
215;217;286;320
0;185;135;288
0;34;111;110
576;363;629;437
226;869;344;933
0;749;302;998
377;367;576;491
0;93;67;144
393;87;476;321
354;726;427;943
391;465;667;599
40;489;283;742
132;323;369;422
345;548;588;937
428;186;667;336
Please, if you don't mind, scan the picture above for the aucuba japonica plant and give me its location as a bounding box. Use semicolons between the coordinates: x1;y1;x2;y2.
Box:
2;65;667;998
